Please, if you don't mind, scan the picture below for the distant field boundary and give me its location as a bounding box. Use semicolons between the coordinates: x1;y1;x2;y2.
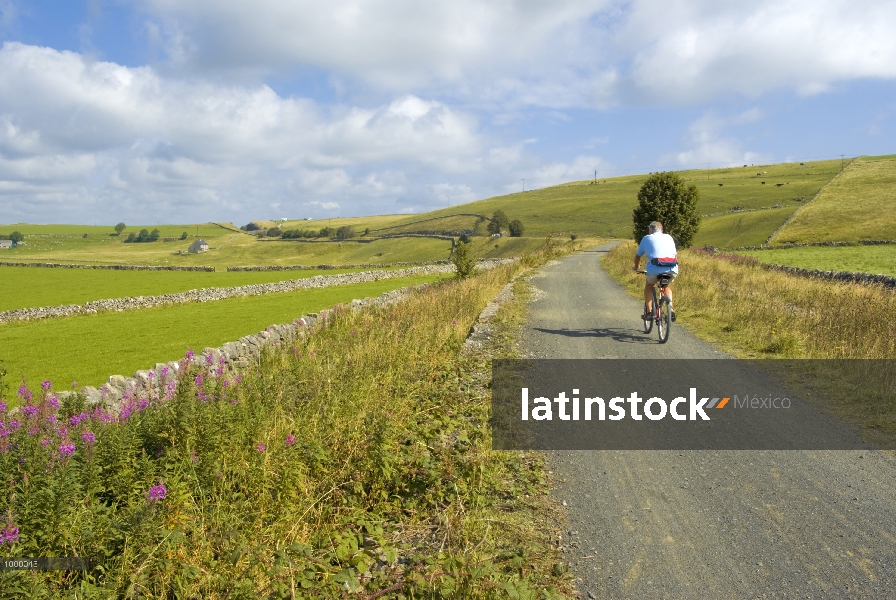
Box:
368;212;487;233
228;259;452;271
734;240;896;251
762;264;896;290
0;261;215;272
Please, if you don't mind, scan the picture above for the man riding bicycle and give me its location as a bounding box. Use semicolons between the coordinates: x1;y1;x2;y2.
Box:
633;221;678;322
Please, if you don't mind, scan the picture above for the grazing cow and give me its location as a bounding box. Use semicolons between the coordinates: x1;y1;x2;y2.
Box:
718;183;723;187
776;183;784;187
761;181;766;184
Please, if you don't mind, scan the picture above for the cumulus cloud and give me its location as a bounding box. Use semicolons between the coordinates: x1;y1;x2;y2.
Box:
0;42;500;223
133;0;896;107
668;111;771;167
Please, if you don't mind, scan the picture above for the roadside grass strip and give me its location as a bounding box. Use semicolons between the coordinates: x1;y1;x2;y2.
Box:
0;275;447;391
0;242;578;597
0;265;463;324
602;242;896;440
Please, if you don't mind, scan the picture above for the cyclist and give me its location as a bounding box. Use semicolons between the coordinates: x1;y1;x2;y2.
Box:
633;221;678;322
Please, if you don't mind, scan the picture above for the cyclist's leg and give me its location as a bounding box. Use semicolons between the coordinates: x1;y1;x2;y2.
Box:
644;279;654;313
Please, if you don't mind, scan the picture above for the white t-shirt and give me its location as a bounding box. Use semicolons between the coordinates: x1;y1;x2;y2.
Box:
637;232;679;275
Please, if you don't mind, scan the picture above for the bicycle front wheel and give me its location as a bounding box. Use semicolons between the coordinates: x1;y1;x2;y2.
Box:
657;296;671;343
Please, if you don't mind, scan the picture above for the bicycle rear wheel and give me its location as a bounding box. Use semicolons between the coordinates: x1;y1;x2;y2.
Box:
642;304;653;333
657;296;671;343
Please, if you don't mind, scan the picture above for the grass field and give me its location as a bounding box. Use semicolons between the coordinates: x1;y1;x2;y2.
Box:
691;206;798;248
0;266;413;313
1;230;454;268
0;273;446;390
738;245;896;276
771;155;896;244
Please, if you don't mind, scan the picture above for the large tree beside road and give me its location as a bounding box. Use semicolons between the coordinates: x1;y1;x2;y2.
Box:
632;172;700;247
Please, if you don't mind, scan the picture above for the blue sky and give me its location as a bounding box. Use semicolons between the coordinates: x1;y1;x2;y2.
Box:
1;0;894;225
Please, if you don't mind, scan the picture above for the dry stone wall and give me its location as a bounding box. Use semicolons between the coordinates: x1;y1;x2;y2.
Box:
227;260;451;271
0;260;514;325
48;286;422;413
0;261;214;271
762;264;896;290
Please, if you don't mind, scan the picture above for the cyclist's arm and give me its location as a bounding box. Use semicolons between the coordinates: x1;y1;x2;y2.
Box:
633;254;641;271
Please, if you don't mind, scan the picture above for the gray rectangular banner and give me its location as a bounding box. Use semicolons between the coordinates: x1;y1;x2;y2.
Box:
491;359;895;450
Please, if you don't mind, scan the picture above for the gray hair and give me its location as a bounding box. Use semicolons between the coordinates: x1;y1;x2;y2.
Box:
648;221;663;233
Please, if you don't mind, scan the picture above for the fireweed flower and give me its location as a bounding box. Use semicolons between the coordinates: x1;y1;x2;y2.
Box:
71;381;77;388
256;444;266;453
0;401;6;413
1;510;19;545
59;443;76;457
285;434;296;447
41;381;52;390
47;396;59;410
45;415;57;426
20;405;38;419
146;484;167;502
57;428;68;437
81;431;96;445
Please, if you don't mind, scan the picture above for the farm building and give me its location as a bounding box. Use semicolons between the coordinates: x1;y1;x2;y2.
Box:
0;240;12;249
188;239;209;253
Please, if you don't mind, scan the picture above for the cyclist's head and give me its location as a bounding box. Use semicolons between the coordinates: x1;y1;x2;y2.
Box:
649;221;663;233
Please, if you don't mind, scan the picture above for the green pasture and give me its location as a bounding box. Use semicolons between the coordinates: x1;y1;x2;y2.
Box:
0;273;446;391
1;230;453;268
251;214;408;233
771;155;896;244
368;214;483;234
0;266;408;313
738;244;896;277
691;206;798;248
366;159;840;240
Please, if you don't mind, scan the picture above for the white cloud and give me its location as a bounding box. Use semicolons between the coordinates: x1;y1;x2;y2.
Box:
0;42;501;223
131;0;896;108
667;111;772;167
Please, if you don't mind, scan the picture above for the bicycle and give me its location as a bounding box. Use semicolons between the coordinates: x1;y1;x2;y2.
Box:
635;270;674;343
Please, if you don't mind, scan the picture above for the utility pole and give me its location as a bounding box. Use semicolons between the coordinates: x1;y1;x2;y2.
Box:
594;170;597;184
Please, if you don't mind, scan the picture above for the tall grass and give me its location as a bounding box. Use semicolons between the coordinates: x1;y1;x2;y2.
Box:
603;241;896;359
0;240;579;598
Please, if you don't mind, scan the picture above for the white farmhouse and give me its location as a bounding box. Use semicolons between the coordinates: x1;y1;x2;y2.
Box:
188;239;209;253
0;240;12;249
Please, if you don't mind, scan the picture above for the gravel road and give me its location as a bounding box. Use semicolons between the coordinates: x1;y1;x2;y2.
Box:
521;244;896;599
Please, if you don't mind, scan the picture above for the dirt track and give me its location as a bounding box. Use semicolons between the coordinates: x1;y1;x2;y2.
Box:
521;244;896;599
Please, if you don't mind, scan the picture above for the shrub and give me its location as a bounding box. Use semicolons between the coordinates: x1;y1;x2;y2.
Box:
336;225;356;240
180;232;188;240
451;240;476;279
318;226;335;238
266;227;282;237
509;219;525;237
632;172;701;248
114;222;126;235
244;222;261;231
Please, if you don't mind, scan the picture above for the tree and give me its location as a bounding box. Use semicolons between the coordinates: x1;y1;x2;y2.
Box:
318;226;334;238
336;225;356;240
114;222;126;235
451;240;476;279
180;232;188;240
632;172;701;248
487;210;509;235
9;231;24;244
508;219;525;237
244;222;261;231
124;233;136;243
149;229;161;241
